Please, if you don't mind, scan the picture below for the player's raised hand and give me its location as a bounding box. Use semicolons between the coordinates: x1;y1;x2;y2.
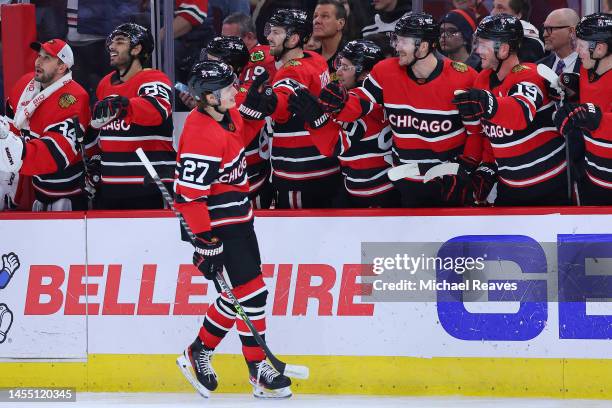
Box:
452;89;498;121
239;71;277;120
91;96;130;129
319;81;348;114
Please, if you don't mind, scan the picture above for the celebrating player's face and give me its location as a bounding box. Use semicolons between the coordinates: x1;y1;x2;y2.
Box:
393;36;417;67
34;50;64;86
474;37;498;70
107;35;132;69
266;26;289;58
218;84;237;111
335;57;357;88
576;39;599;69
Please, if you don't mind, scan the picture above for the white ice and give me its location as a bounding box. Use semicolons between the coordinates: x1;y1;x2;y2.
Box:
1;393;610;408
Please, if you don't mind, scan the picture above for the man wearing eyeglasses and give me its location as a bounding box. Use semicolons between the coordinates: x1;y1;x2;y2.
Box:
537;8;581;75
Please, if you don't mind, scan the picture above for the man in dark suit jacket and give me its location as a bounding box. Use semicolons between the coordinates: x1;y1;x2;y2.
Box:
537;8;581;74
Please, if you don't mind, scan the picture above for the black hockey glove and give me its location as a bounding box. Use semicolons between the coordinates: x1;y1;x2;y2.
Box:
470;162;497;206
452;89;498;121
192;233;224;280
554;102;602;135
319;81;348;114
91;96;129;129
559;72;580;100
238;71;277;121
288;88;330;129
83;154;101;200
436;155;478;205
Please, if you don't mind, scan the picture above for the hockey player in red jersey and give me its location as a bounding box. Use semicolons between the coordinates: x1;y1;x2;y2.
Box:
453;14;569;206
1;39;91;211
288;40;400;207
239;9;339;209
554;13;612;205
220;12;278;93
91;23;175;209
175;61;291;399
196;36;274;209
321;12;491;207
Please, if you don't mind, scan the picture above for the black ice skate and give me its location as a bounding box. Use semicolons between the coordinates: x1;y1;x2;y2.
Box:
176;338;218;398
247;359;292;399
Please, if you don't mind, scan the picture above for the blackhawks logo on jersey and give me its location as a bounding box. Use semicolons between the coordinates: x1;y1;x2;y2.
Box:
250;50;265;62
451;61;468;73
58;93;77;109
286;60;302;67
511;64;530;73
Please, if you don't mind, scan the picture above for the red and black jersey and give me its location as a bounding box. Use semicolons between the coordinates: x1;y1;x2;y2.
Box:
309;103;394;198
474;63;567;200
340;57;486;181
96;69;175;199
175;0;207;27
267;51;340;191
578;67;612;189
239;44;278;91
7;72;91;203
235;45;277;198
175;108;252;236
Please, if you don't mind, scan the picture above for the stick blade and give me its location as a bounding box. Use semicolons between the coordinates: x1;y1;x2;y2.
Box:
423;162;460;183
283;364;309;379
388;163;420;181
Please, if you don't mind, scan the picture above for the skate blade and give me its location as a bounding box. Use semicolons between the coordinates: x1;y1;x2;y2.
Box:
249;380;292;399
176;354;211;398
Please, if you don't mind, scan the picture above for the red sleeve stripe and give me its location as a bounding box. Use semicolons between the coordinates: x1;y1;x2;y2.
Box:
497;143;565;171
40;137;70;169
498;161;566;187
489;127;558;148
512;94;536;122
586;171;612;189
358;87;378;105
141;95;170;120
176;4;207;24
220;151;245;170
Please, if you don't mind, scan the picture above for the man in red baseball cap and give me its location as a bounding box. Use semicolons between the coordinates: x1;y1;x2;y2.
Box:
29;39;75;89
0;38;93;211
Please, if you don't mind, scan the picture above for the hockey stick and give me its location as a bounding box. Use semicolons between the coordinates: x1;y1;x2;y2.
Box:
135;148;309;380
72;116;95;209
536;64;576;204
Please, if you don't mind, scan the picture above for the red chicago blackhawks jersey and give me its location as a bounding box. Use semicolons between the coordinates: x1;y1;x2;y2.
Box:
239;44;278;91
175;108;252;236
473;63;567;201
235;45;277;198
96;69;175;199
579;66;612;189
7;72;91;203
309;103;394;198
267;51;340;191
340;57;486;181
175;0;207;27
